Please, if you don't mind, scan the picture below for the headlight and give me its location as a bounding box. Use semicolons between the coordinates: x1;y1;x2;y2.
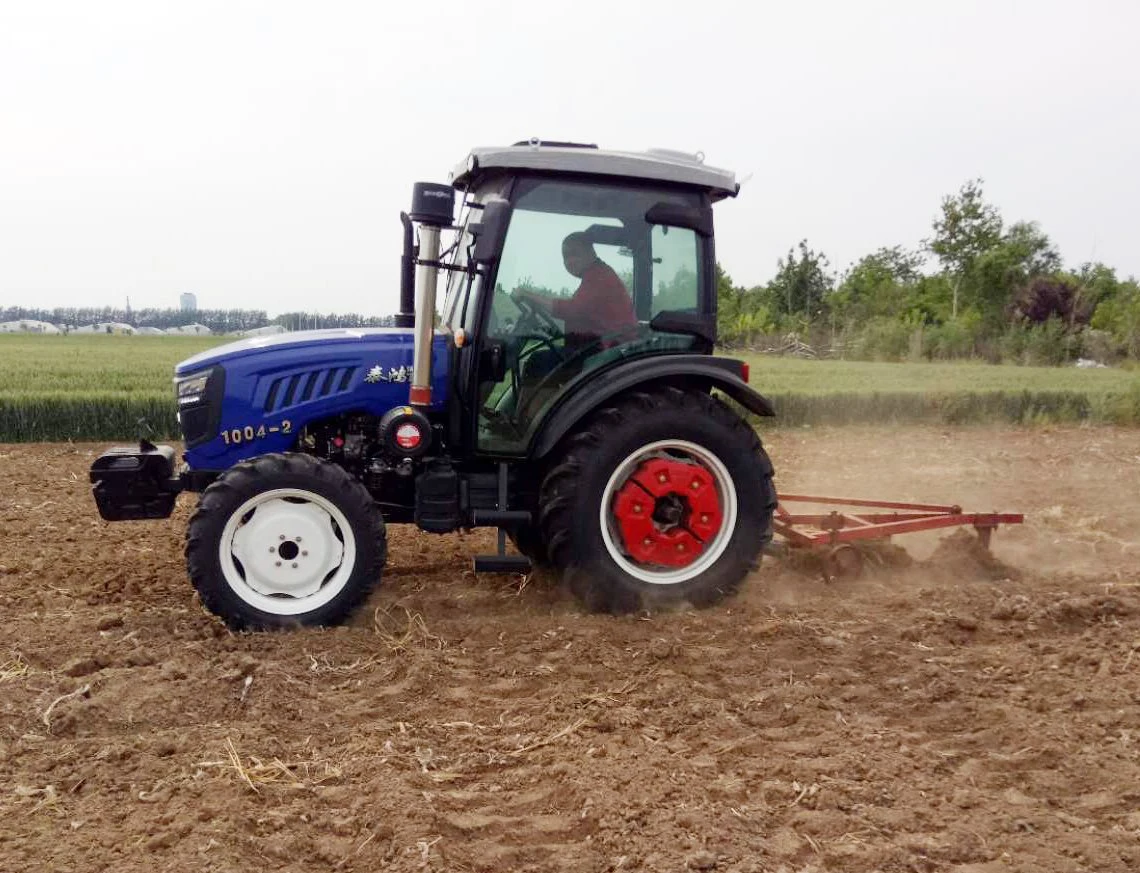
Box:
175;370;212;406
173;365;225;449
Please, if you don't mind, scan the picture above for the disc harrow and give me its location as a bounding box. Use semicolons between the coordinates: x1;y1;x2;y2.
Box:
770;493;1024;581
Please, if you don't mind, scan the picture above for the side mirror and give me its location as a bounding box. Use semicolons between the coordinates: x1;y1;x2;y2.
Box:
472;200;512;265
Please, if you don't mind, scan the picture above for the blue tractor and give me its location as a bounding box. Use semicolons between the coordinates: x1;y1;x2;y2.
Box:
90;141;778;629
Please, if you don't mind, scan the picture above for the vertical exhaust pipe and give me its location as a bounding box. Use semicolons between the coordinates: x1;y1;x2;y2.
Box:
406;182;455;407
394;212;415;329
408;223;440;405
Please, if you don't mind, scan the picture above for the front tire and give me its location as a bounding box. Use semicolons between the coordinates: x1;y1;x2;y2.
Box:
539;387;776;613
186;453;386;630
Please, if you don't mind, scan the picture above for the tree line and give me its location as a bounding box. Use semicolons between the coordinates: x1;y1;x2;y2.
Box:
0;306;394;334
717;179;1140;365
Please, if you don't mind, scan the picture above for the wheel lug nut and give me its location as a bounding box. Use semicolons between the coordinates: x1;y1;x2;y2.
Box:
279;534;285;541
676;543;685;552
292;562;298;569
633;504;642;514
296;537;302;543
275;561;282;567
701;514;709;524
302;550;308;557
643;537;652;546
269;546;275;553
691;480;700;489
658;474;667;483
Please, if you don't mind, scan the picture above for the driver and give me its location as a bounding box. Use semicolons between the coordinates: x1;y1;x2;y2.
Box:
513;232;637;348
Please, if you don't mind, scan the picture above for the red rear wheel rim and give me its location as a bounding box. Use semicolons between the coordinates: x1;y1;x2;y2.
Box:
600;440;737;585
612;456;724;568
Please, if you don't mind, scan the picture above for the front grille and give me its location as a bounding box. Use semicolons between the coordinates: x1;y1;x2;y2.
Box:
264;367;355;412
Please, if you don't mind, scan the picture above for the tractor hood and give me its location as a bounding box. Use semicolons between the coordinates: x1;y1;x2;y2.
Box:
175;327;451;468
175;327;421;374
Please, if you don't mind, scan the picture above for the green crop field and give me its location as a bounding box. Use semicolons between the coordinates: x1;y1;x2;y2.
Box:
0;334;225;394
0;335;223;442
740;355;1140;427
0;334;1138;441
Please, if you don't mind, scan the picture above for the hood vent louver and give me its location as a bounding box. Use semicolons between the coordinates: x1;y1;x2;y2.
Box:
264;366;356;413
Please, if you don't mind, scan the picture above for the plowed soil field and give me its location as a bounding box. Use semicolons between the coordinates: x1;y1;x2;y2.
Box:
3;425;1140;873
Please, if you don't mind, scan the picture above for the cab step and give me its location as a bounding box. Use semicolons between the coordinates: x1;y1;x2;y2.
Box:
471;509;532;526
473;554;532;574
471;463;532;575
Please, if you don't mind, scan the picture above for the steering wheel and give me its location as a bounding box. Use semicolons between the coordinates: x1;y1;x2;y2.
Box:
510;289;563;335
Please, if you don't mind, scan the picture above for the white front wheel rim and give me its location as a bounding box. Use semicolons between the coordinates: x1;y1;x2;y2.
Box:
218;488;357;615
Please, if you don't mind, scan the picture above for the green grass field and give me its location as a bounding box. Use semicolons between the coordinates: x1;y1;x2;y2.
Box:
743;355;1140;427
0;334;1137;441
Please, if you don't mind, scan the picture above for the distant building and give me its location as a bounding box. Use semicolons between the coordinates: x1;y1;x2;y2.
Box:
166;323;212;336
73;322;136;335
135;326;167;336
237;324;286;337
180;293;197;312
0;319;62;334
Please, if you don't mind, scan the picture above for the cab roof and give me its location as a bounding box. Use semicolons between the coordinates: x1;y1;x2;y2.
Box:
449;140;739;201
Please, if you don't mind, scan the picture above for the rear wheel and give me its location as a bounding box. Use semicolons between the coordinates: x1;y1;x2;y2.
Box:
539;387;776;612
506;523;551;568
186;453;386;630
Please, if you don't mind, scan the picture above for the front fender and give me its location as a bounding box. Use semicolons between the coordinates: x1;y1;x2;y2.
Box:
530;355;774;459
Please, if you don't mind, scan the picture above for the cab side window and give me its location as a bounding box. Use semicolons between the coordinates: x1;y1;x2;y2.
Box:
651;225;700;315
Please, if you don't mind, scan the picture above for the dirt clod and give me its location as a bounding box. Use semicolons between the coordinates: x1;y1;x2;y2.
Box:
60;657;103;678
95;613;124;631
648;637;677;659
687;850;719;870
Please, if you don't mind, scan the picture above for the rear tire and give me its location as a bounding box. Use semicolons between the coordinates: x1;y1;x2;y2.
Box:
186;453;386;630
506;523;551;568
538;386;776;613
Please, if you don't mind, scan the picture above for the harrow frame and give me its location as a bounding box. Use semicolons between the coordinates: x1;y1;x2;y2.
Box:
770;493;1024;580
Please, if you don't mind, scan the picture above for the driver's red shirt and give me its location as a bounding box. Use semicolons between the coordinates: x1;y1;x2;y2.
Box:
548;260;636;339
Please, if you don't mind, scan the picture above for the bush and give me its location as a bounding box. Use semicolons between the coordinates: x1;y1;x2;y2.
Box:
1080;329;1121;365
850;317;915;361
998;319;1080;366
924;317;980;361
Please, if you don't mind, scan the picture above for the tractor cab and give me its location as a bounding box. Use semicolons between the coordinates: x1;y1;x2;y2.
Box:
401;141;742;457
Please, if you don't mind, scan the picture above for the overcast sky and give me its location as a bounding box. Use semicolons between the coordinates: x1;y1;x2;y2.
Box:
2;0;1137;316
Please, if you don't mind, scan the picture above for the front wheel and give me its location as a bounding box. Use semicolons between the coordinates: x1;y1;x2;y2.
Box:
186;453;386;630
539;387;776;613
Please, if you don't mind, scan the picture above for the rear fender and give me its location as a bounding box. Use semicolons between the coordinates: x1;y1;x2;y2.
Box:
530;355;774;459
